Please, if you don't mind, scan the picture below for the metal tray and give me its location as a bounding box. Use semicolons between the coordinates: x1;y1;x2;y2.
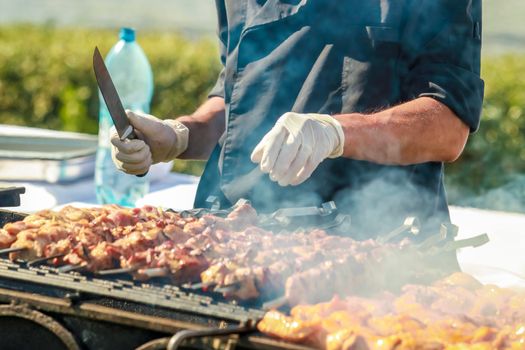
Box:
0;127;97;183
0;134;97;160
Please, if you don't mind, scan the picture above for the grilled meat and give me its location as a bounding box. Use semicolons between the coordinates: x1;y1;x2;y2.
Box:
258;273;525;350
3;204;448;305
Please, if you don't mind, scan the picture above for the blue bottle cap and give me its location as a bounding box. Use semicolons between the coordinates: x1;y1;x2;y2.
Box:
119;28;135;42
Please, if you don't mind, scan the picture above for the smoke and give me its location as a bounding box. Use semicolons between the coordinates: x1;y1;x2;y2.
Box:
332;168;440;239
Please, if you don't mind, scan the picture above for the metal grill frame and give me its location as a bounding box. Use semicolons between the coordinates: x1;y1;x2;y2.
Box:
0;278;312;350
0;258;265;323
0;207;316;349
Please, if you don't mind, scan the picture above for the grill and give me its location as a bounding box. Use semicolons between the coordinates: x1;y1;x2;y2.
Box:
0;189;490;350
0;190;349;350
0;255;281;350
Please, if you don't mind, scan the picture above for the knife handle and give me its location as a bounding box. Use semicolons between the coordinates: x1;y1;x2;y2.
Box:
126;128;149;178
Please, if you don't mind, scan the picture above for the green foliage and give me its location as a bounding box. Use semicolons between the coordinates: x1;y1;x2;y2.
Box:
445;54;525;205
0;24;220;175
2;25;525;205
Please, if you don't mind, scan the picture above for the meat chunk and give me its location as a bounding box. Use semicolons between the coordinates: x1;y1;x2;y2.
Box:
0;228;16;248
226;202;258;229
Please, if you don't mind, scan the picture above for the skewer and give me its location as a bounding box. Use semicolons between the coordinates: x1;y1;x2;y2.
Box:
377;217;420;244
0;246;26;255
214;286;238;294
416;224;448;251
136;267;169;279
441;233;489;252
206;195;222;211
262;295;288;310
27;253;66;267
166;320;258;350
96;266;140;276
427;234;490;256
444;223;459;239
317;214;351;230
214;283;240;294
57;264;84;273
183;281;217;290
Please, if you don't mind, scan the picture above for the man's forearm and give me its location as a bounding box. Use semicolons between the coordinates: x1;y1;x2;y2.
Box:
177;97;226;160
334;97;470;165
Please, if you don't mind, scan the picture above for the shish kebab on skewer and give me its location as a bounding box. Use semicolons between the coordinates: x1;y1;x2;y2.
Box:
2;205;354;286
0;203;279;269
194;220;485;304
198;229;487;306
0;204;261;278
0;203;488;306
1;205;418;298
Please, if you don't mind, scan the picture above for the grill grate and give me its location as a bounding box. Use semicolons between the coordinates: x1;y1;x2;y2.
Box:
0;201;350;333
0;258;265;323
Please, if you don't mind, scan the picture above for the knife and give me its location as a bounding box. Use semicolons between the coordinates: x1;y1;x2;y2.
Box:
93;46;147;177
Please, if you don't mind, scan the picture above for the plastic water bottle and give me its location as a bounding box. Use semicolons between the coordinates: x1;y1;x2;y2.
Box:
95;28;153;206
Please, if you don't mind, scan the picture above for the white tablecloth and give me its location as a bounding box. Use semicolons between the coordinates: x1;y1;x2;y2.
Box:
3;173;525;289
2;172;199;213
450;207;525;289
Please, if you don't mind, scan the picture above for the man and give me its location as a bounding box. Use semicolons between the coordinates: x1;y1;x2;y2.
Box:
111;0;483;240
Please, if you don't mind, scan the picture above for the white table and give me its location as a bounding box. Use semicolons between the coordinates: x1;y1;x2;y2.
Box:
451;206;525;289
2;172;199;213
0;123;199;212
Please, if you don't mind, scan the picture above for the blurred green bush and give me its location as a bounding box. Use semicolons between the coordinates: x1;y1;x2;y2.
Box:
1;25;525;207
0;24;220;175
445;54;525;205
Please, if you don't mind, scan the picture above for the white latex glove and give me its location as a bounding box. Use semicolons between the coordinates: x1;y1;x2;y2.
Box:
110;110;189;175
250;112;345;186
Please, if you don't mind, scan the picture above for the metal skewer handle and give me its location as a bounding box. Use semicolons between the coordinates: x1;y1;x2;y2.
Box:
166;320;258;350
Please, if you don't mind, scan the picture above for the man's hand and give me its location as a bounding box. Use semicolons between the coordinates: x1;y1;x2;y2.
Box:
251;112;344;186
110;110;189;175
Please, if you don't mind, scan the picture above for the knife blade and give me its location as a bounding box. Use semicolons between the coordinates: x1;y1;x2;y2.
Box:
93;46;136;141
93;46;146;177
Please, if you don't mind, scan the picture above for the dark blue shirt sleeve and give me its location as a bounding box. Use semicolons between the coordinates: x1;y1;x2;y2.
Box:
400;0;484;132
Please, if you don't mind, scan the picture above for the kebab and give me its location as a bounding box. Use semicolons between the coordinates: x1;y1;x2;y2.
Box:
194;230;345;292
0;203;486;307
117;222;428;301
94;204;263;277
1;204;360;298
0;203;371;272
199;234;410;303
112;213;270;280
2;205;188;269
258;272;525;350
61;213;214;273
271;234;491;309
117;226;487;305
